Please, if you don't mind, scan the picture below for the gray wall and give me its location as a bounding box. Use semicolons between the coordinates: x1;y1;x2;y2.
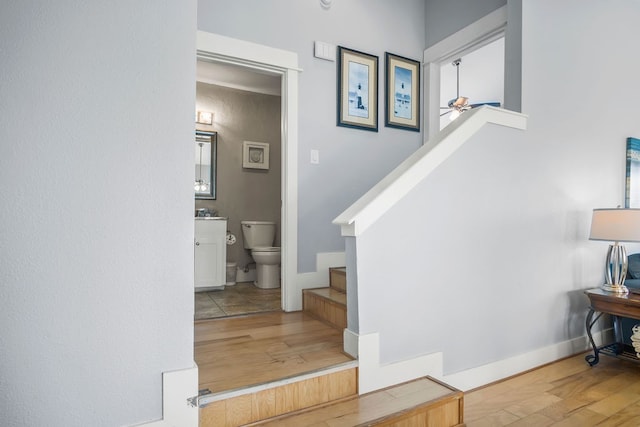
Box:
0;1;196;425
195;82;282;269
504;0;522;112
425;0;507;48
198;0;426;272
356;0;640;376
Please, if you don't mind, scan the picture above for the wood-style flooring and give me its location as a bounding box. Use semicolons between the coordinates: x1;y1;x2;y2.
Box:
194;311;354;394
465;351;640;426
195;311;640;425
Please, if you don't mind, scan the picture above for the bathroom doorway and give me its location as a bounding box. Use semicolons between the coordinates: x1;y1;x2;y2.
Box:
194;31;301;317
194;60;282;319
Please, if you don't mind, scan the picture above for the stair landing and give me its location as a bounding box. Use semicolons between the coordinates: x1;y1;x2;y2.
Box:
257;376;464;426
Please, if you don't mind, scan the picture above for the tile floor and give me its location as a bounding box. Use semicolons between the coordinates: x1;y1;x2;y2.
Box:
194;282;281;320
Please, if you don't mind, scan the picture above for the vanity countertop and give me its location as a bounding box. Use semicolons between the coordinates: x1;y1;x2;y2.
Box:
195;216;228;221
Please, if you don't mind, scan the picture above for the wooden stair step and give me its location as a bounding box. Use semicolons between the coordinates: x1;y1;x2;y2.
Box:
329;266;347;293
303;288;347;330
199;362;358;427
257;376;464;426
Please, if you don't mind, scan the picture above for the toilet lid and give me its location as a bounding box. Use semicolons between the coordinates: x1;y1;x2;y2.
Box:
252;246;280;252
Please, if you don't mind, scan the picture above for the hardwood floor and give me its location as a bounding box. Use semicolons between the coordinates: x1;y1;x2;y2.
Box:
465;351;640;426
195;310;640;425
194;311;354;394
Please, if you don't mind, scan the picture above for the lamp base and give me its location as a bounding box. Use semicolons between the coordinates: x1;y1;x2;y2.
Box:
601;283;629;294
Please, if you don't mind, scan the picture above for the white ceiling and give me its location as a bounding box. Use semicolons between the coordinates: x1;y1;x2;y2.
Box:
196;60;281;96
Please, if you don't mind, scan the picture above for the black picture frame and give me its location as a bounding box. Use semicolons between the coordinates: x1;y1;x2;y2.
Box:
337;46;378;132
626;137;640;208
385;52;420;132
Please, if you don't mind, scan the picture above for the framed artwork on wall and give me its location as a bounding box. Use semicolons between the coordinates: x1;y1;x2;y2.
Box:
243;141;270;170
337;46;378;132
385;52;420;132
626;137;640;208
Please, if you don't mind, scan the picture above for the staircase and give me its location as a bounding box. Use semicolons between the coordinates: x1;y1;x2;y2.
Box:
198;266;464;426
302;267;347;330
255;376;463;426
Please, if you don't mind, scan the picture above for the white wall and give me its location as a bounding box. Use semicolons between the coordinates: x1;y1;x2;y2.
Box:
354;0;640;383
0;2;197;425
197;0;425;272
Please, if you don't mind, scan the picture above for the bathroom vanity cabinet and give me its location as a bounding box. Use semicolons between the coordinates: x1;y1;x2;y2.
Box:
195;217;227;291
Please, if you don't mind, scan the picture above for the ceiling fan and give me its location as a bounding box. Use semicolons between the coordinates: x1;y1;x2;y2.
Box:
441;58;471;120
440;58;500;120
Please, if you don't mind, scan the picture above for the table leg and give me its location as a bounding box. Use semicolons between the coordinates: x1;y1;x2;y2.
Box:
613;315;624;354
585;308;603;366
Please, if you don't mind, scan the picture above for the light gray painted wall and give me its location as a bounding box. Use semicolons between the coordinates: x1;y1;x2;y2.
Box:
356;0;640;375
504;0;522;112
0;2;196;425
198;0;425;272
195;83;282;269
425;0;507;48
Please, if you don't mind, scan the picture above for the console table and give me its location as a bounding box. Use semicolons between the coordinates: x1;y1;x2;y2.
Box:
585;288;640;366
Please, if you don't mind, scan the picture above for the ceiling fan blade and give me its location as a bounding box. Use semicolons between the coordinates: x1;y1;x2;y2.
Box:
468;102;501;108
450;97;469;108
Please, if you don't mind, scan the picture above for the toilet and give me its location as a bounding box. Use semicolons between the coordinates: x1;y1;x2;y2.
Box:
240;221;281;289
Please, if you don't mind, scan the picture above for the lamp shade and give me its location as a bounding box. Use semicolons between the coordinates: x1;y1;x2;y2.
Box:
589;208;640;242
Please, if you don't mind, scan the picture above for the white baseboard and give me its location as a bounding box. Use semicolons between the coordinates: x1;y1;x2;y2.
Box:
439;332;604;391
133;364;199;427
297;251;346;289
344;328;359;358
353;329;611;395
288;251;345;311
356;332;444;394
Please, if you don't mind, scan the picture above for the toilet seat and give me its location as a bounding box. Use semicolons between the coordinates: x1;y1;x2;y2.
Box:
252;246;280;252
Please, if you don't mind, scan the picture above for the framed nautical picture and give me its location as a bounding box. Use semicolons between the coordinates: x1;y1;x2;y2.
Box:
385;52;420;132
626;137;640;208
337;46;378;132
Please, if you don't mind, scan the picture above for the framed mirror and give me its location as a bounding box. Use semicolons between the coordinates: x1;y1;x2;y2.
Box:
195;130;217;199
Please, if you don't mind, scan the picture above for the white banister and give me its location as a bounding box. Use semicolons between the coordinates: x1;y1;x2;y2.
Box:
332;106;527;237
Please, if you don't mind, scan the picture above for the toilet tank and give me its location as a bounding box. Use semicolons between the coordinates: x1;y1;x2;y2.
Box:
241;221;276;249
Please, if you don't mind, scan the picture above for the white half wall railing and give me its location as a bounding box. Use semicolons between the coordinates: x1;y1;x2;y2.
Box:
333;106;528;236
334;106;527;394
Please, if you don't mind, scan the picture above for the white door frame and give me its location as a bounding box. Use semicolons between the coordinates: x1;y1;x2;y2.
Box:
196;31;300;312
423;5;507;140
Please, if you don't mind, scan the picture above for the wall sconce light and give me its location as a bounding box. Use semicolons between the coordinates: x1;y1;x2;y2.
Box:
196;111;214;125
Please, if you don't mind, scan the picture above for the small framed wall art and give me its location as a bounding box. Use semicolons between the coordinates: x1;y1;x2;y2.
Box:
243;141;270;170
626;137;640;208
385;52;420;132
337;46;378;132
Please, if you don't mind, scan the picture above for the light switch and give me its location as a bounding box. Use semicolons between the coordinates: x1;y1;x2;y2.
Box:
310;149;319;164
314;41;336;62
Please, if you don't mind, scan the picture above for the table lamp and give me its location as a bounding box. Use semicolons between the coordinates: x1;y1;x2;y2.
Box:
589;208;640;293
